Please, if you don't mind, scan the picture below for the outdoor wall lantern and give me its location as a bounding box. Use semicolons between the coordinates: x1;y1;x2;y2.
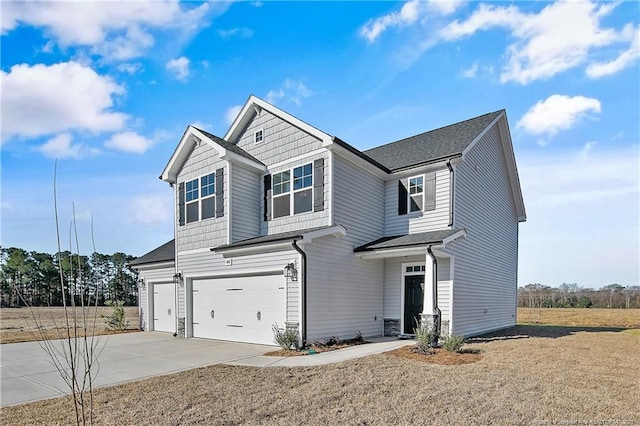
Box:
284;263;298;281
137;278;146;290
173;272;184;287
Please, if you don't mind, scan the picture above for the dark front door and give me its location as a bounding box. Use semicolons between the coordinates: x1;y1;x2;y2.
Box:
404;275;424;334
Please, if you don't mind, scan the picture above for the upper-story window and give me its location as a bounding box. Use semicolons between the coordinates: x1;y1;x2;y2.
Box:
184;173;216;223
272;163;313;218
255;129;263;144
408;176;424;212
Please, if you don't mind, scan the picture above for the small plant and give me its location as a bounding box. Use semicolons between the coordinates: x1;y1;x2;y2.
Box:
325;336;342;346
414;320;436;355
354;330;363;342
105;300;129;331
272;323;299;350
441;332;465;353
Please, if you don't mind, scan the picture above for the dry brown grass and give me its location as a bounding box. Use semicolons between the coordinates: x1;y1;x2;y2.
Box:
2;325;638;425
0;306;140;344
387;345;482;365
517;307;640;328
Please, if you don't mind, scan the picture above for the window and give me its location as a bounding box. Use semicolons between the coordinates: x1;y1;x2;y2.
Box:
184;174;216;223
255;129;263;144
408;176;423;212
185;179;199;223
272;163;313;218
200;173;215;220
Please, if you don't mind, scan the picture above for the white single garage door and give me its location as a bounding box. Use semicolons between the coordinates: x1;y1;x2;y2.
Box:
153;282;176;333
192;275;286;345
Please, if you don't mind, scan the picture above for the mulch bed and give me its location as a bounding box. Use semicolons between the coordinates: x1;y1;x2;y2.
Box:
264;338;368;357
386;344;482;365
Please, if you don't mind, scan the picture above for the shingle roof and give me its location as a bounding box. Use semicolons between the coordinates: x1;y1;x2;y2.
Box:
363;110;503;171
194;127;264;166
214;226;333;251
354;229;464;252
129;240;175;266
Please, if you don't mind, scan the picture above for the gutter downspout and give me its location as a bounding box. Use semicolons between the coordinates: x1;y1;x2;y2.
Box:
291;240;307;348
446;160;454;228
427;246;441;343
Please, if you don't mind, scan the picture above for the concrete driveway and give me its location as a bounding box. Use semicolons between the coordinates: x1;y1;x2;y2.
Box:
0;332;273;407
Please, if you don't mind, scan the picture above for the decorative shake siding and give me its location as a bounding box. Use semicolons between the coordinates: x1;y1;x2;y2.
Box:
235;110;324;165
176;143;227;252
384;167;451;236
304;235;384;340
447;124;519;337
230;163;261;243
176;249;300;327
137;264;175;331
261;151;330;235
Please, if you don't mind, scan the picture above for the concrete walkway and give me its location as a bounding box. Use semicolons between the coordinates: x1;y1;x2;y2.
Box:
0;333;412;407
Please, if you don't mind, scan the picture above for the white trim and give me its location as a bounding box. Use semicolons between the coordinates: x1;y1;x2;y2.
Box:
300;224;346;243
132;261;175;271
216;241;296;258
355;247;429;260
177;247;212;256
328;150;334;226
461;112;503;159
388;161;449;179
408;174;424;213
184;172;217;224
326;144;388;180
272;162;314;219
226;160;232;245
400;262;426;336
254;128;264;144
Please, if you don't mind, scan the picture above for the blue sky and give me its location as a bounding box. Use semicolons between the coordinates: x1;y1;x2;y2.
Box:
1;0;638;289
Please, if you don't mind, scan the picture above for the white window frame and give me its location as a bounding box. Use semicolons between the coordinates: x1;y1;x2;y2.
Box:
408;174;424;213
272;163;313;218
184;173;216;224
185;178;199;224
254;128;264;144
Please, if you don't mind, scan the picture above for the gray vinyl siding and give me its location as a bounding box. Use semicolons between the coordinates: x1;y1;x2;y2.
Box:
384;168;451;236
305;235;384;340
176;143;227;252
447;124;519;337
235;110;324;165
262;151;330;235
231;164;260;243
136;264;175;331
177;249;300;326
332;154;385;246
382;256;451;324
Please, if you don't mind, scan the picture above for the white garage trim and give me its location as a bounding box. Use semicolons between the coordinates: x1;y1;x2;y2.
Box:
151;282;176;333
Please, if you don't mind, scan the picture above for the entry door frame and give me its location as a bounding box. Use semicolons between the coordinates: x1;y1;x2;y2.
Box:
400;262;425;335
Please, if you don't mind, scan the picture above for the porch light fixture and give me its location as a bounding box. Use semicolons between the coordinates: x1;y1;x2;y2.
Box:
173;272;184;287
284;263;298;281
137;278;146;290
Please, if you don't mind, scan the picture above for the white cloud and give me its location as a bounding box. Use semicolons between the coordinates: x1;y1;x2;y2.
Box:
426;0;466;16
217;27;254;39
116;62;143;74
441;1;629;84
38;133;99;159
166;56;190;81
517;95;602;138
224;106;242;126
105;131;154;154
130;195;172;224
1;61;127;142
586;25;640;78
360;0;421;43
460;62;479;78
1;1;213;61
265;79;313;106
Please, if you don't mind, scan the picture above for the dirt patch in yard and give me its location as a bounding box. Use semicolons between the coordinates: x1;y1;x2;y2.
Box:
0;306;140;344
387;345;482;365
2;325;638;426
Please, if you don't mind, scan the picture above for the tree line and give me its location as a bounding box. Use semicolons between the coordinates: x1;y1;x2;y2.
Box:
0;247;139;307
518;283;640;309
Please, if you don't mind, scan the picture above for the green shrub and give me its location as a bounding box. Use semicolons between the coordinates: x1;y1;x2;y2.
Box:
272;323;299;350
104;300;129;331
414;321;436;355
441;333;465;352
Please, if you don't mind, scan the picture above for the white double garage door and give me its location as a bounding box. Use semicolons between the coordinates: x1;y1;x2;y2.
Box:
192;274;286;346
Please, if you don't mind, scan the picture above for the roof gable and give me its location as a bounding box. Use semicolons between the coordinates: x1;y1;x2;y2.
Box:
161;126;265;183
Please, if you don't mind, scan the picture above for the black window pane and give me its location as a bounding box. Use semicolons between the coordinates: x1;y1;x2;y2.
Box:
410;195;422;212
201;197;215;219
186;202;199;223
294;189;312;214
273;195;290;218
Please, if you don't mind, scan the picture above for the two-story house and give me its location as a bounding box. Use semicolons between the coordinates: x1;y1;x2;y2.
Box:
130;95;526;346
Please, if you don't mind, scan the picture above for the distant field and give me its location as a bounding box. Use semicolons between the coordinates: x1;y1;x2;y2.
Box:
517;307;640;328
0;306;140;344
